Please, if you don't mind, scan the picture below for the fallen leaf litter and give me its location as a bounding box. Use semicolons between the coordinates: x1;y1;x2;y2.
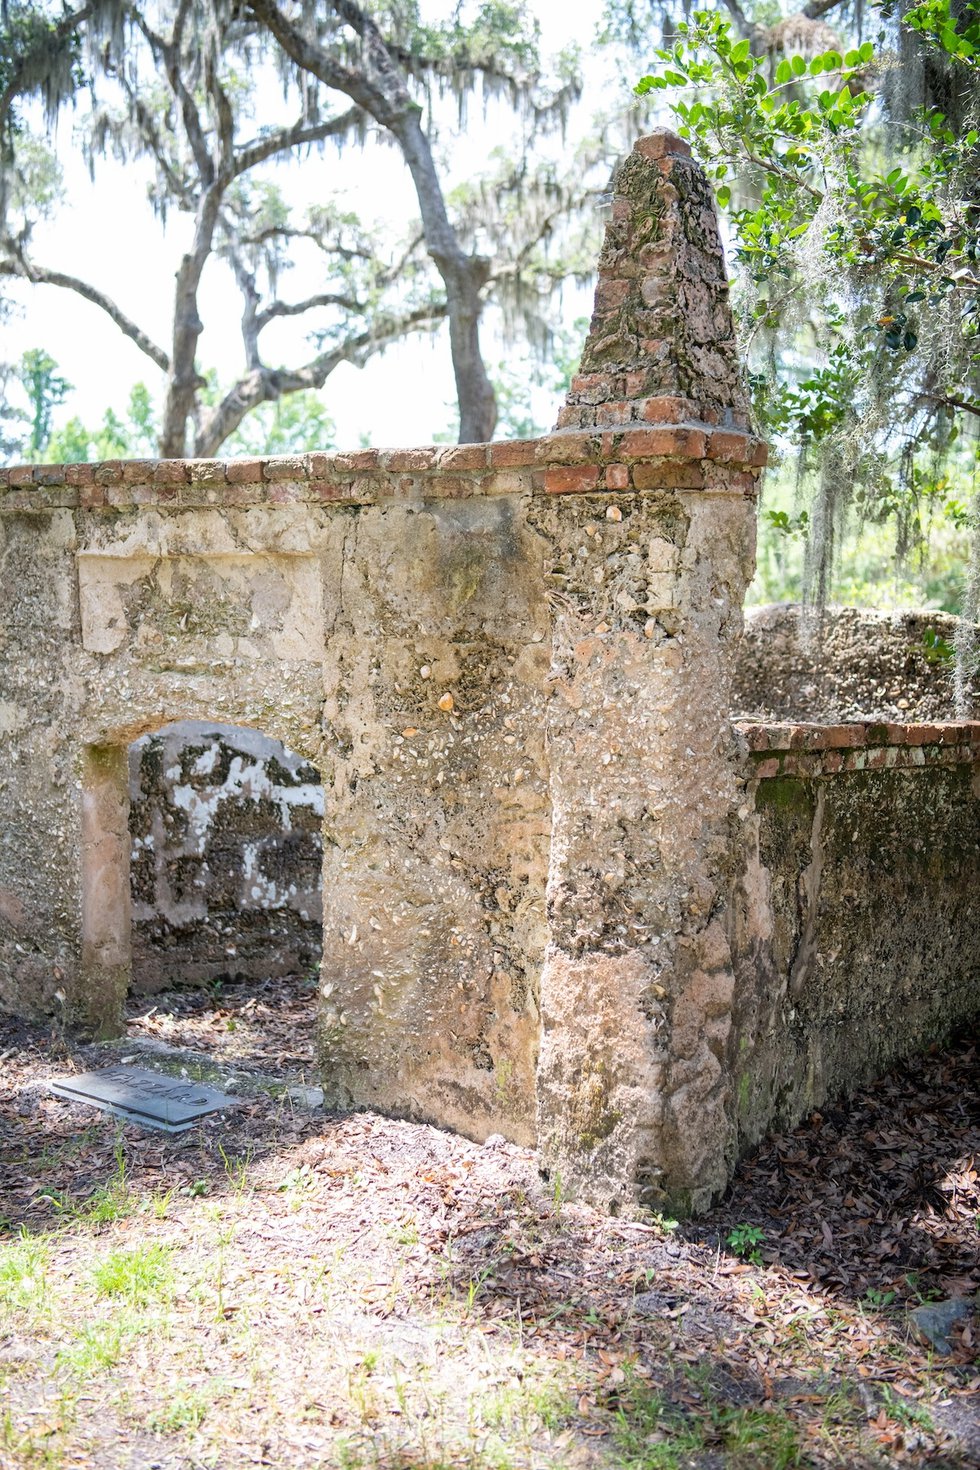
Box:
1;987;976;1469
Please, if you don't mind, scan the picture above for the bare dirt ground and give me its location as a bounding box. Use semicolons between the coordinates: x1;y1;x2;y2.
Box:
1;980;977;1470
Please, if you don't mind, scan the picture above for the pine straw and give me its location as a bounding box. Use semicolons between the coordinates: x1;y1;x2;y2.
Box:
0;993;977;1470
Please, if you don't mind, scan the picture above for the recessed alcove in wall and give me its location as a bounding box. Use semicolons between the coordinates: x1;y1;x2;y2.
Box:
123;721;324;1065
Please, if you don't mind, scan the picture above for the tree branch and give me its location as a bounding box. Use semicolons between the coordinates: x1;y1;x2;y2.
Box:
207;56;236;176
802;0;850;19
134;4;215;187
224;248;263;371
234;222;376;262
256;292;365;330
379;229;427;287
744;147;824;200
891;252;980;291
194;300;447;455
233;107;366;177
917;391;980;419
247;0;382;113
90;60;196;212
0;253;169;370
719;0;767;45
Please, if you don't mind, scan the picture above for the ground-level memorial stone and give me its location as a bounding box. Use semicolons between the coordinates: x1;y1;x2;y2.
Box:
2;131;977;1213
50;1065;238;1133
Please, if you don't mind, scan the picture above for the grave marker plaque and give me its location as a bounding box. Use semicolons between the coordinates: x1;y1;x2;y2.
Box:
50;1065;238;1133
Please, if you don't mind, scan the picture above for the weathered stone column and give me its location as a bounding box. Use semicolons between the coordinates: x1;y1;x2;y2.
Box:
0;506;86;1026
78;742;132;1037
316;494;553;1147
535;131;766;1214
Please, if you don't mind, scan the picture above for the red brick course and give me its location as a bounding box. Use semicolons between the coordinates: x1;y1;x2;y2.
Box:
739;720;980;781
66;463;96;487
488;440;539;468
1;420;766;512
540;466;602;495
435;444;489;471
187;459;225;482
632;460;706;490
153;461;190;485
225;458;266;484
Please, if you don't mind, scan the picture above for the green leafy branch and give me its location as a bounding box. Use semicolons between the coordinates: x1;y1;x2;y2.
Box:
634;3;980;565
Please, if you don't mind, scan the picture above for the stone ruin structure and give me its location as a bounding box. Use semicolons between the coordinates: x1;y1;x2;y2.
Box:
2;131;978;1214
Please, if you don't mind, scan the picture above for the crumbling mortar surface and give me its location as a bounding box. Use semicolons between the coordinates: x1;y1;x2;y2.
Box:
128;722;325;993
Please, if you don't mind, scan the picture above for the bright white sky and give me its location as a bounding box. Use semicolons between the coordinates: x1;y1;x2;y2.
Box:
3;0;662;452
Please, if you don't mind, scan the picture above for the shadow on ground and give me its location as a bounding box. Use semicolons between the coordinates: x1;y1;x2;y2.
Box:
1;998;977;1469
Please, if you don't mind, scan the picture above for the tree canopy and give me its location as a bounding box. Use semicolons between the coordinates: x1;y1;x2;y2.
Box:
632;0;979;631
0;0;609;456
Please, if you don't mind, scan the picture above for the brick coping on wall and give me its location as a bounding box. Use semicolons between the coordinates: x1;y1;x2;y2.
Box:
0;419;767;513
738;720;980;780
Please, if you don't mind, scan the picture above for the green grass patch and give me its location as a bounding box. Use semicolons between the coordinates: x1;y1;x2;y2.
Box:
144;1379;220;1433
0;1232;52;1313
613;1377;805;1470
55;1322;130;1380
89;1243;174;1306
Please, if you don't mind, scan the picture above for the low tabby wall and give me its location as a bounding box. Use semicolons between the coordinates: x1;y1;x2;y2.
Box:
734;604;979;723
729;720;980;1171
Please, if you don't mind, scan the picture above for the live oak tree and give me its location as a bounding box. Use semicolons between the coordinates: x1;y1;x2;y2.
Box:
1;0;446;456
0;0;602;456
238;0;609;441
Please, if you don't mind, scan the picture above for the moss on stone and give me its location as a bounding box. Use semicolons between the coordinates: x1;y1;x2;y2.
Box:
569;1066;622;1151
755;777;814;815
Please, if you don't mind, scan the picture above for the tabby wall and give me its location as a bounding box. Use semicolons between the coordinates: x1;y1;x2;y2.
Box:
734;604;980;724
5;129;975;1214
10;129;975;1215
0;130;767;1210
730;721;980;1166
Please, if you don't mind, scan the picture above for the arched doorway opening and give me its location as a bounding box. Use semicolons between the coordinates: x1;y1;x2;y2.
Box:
123;721;324;1075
